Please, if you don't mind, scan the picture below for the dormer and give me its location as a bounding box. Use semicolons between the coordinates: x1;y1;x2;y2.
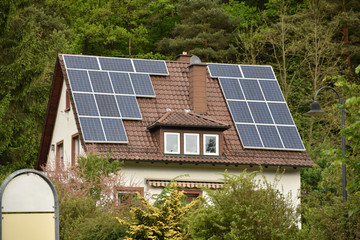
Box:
147;111;230;157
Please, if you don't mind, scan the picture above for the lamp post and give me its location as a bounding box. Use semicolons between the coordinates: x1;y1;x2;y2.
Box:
305;86;347;202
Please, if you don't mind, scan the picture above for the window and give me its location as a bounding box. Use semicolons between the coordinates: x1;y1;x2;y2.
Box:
72;134;79;166
184;133;199;155
56;141;64;170
182;190;202;203
117;187;144;206
164;132;180;154
65;89;70;111
204;134;219;155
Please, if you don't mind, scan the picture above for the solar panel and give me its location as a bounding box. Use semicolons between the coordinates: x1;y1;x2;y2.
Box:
247;102;273;124
73;93;99;116
88;71;113;93
277;126;304;150
236;124;263;148
241;65;275;79
99;57;134;72
257;125;284;149
67;70;92;92
215;64;305;151
227;101;253;123
116;95;142;119
259;80;284;101
208;64;243;78
130;73;155;97
79;117;105;142
102;118;128;142
240;79;264;101
268;103;294;125
63;54;170;144
132;59;168;75
63;55;100;70
94;94;120;117
109;72;134;95
219;78;244;100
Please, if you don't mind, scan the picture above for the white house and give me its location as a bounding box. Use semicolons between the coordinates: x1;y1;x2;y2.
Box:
36;53;313;203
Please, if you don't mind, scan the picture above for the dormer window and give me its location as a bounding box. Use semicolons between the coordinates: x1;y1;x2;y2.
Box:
164;132;180;154
147;111;230;157
184;133;200;155
204;134;219;155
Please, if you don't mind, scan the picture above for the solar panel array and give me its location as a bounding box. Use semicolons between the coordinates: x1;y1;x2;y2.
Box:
63;54;168;143
208;63;305;151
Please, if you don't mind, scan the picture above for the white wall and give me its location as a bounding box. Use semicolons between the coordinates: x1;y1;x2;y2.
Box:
47;80;84;170
121;162;301;206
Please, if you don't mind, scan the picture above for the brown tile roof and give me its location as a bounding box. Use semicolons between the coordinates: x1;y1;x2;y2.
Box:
81;60;313;167
147;111;231;130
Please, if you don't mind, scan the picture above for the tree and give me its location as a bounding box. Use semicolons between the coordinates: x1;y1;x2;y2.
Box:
118;187;198;240
0;4;72;172
158;0;238;62
188;171;299;240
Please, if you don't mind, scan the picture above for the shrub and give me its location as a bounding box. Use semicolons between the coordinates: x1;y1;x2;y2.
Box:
188;171;299;240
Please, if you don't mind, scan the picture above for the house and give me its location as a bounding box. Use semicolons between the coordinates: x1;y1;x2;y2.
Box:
36;53;313;203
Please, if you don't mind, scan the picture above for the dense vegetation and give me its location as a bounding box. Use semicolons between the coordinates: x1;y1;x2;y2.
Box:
1;0;360;238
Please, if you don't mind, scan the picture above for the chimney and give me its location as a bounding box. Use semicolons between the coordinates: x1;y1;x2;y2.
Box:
189;55;207;114
176;52;192;63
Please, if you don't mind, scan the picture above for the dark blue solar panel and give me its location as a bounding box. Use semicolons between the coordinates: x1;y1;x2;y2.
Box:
98;57;134;72
129;73;155;97
247;102;273;124
79;117;105;142
133;59;168;75
67;70;92;92
236;124;263;148
73;93;99;116
257;125;283;149
116;95;142;119
227;101;253;123
268;103;294;125
239;79;264;101
88;71;113;93
94;94;120;117
63;55;100;70
241;65;275;79
101;118;128;142
259;80;285;101
278;126;304;150
219;78;244;100
109;72;134;95
207;64;243;78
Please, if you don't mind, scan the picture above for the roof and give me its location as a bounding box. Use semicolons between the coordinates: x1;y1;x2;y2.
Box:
37;55;314;168
147;111;231;130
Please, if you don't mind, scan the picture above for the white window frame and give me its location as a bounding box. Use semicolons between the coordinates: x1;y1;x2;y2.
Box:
164;132;180;154
184;133;200;155
203;134;219;156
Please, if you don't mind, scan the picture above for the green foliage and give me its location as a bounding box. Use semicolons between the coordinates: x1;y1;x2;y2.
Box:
118;188;197;240
75;152;122;200
0;4;72;170
158;0;238;62
188;171;299;240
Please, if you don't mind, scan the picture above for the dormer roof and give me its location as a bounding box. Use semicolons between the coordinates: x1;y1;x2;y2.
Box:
147;111;230;130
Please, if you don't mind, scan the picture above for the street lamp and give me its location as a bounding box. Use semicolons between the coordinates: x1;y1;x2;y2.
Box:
305;86;347;202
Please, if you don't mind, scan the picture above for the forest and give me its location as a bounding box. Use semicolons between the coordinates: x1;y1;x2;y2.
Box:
1;0;360;238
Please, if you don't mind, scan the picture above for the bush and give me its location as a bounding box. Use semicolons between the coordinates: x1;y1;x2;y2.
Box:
187;171;299;240
46;153;127;240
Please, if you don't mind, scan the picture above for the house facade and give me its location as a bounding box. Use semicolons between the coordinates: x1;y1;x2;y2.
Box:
37;53;313;203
